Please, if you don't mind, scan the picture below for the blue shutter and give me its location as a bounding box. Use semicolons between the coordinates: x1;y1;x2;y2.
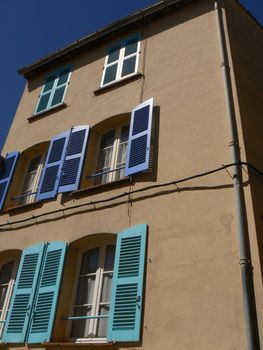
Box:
36;131;70;201
125;98;153;176
27;242;67;343
0;152;20;210
107;224;147;342
2;243;45;343
58;125;90;193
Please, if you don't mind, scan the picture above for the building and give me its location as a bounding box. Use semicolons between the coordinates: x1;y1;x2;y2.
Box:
0;0;262;349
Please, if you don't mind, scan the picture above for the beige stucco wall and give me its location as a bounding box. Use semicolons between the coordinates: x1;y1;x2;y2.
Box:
0;0;262;349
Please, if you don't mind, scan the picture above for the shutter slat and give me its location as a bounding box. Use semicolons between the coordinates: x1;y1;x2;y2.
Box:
58;125;90;193
0;152;20;210
2;243;45;343
107;224;147;342
37;131;70;201
27;242;67;344
125;98;153;176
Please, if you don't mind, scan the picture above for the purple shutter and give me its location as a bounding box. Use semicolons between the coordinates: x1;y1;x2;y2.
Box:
58;125;90;193
125;98;153;176
0;152;20;210
36;131;70;201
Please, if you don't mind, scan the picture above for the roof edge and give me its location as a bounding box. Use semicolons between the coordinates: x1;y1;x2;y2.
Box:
18;0;194;78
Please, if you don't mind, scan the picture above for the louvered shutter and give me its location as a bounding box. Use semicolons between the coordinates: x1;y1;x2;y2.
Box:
36;131;70;201
0;152;20;210
2;243;45;343
107;224;147;342
125;98;153;176
27;242;67;343
58;125;90;193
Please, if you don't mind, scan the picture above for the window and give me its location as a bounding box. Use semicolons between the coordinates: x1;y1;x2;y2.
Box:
0;260;17;338
101;35;140;87
0;99;153;212
70;245;115;341
16;154;45;205
67;224;147;344
34;65;72;115
2;242;67;344
93;125;129;185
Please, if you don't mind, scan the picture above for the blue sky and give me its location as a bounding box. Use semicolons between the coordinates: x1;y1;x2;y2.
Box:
0;0;262;152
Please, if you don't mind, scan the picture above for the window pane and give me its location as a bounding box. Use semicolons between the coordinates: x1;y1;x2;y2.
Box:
121;56;136;77
124;37;139;56
0;261;14;285
115;167;125;181
21;172;37;193
101;130;115;149
117;142;128;165
70;306;91;338
43;74;56;92
50;86;66;107
107;45;121;64
97;305;110;337
27;155;41;173
103;64;118;85
36;93;51;112
94;170;110;186
80;248;99;274
104;245;115;270
97;148;113;170
100;273;113;303
57;68;71;86
75;276;95;305
120;125;129;142
0;286;7;310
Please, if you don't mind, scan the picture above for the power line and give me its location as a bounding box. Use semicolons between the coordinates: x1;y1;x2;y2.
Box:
0;161;262;229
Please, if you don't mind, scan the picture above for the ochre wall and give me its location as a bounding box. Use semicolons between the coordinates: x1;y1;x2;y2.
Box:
0;0;262;349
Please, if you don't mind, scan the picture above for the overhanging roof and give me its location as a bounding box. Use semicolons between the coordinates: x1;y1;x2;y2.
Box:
18;0;194;78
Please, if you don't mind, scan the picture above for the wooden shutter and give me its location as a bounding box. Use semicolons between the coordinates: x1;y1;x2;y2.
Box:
125;98;153;176
2;243;45;343
58;125;90;193
27;242;67;343
0;152;20;210
107;224;147;342
36;131;70;201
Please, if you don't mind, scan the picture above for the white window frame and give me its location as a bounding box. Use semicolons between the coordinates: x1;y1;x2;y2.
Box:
93;124;129;185
0;259;18;338
67;242;115;344
17;154;45;205
100;34;141;87
34;65;72;115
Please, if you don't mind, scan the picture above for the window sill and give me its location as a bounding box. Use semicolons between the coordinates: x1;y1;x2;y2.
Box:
72;177;130;196
94;72;143;95
27;102;67;122
44;340;111;346
2;201;42;214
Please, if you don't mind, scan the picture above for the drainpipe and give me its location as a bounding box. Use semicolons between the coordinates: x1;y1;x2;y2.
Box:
214;2;260;349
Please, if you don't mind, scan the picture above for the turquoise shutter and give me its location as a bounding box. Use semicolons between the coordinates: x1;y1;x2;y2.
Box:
0;152;20;210
58;125;90;193
107;224;148;342
27;242;67;343
125;98;153;176
36;131;70;201
2;243;45;343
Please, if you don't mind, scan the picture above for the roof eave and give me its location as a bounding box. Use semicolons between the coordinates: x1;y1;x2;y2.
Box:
18;0;194;79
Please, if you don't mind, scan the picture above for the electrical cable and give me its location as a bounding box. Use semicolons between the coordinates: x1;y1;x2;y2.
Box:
0;161;262;229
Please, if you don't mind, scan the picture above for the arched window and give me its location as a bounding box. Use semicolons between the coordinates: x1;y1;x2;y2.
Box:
94;124;129;185
0;252;19;338
70;244;116;340
6;142;49;208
